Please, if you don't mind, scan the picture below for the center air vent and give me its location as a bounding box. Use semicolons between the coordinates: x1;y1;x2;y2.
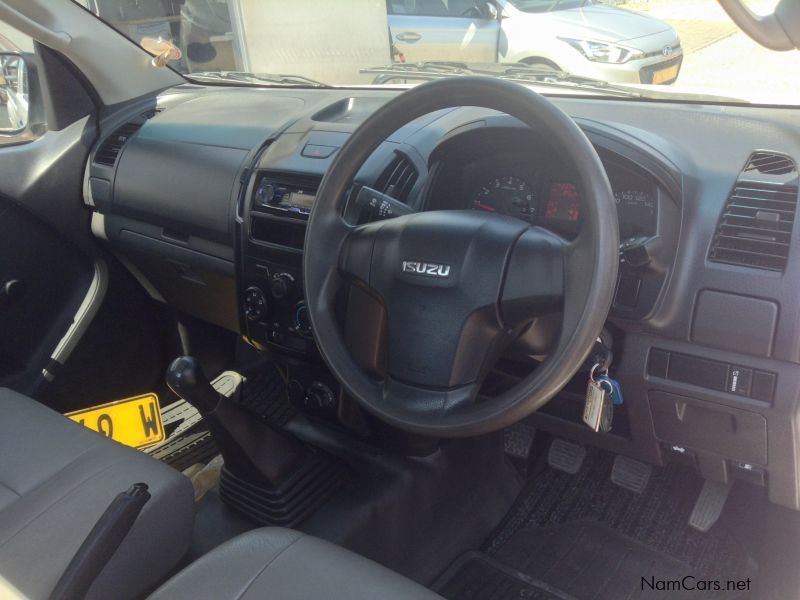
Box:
709;181;798;272
743;151;796;176
94;122;142;167
375;153;418;204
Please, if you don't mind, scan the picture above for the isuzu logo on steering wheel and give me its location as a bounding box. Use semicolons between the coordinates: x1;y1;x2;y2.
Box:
402;261;451;278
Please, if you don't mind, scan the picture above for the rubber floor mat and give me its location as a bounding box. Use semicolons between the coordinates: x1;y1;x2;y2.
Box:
435;521;747;600
434;550;571;600
485;448;757;584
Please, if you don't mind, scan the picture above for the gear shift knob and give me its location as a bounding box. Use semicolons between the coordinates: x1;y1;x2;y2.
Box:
166;356;222;414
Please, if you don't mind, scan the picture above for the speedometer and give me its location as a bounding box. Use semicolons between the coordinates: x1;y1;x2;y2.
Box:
473;176;536;222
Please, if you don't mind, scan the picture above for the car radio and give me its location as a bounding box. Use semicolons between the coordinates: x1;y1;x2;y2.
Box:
253;175;318;217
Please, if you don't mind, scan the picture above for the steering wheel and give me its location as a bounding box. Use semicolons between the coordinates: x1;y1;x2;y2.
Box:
304;77;619;438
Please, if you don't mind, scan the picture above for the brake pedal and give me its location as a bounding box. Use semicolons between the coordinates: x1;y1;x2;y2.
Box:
548;439;586;474
689;480;733;532
611;455;652;494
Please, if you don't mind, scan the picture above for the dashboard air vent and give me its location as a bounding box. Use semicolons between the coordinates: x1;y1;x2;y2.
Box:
94;122;142;167
709;181;799;272
376;153;418;203
743;152;796;176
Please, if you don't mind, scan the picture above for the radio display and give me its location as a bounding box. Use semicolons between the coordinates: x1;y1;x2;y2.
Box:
254;177;318;216
283;191;316;212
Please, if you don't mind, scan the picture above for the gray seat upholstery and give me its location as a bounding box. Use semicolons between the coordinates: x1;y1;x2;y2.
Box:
149;528;443;600
0;387;194;600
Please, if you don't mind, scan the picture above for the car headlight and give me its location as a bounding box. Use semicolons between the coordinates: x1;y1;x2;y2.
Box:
558;37;643;64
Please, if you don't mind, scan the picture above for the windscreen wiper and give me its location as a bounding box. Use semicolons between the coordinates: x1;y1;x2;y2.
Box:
187;71;332;88
361;61;641;98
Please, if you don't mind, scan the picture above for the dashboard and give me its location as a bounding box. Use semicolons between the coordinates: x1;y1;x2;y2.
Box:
85;85;800;511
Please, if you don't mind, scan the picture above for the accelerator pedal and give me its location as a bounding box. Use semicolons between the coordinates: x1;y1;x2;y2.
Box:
689;479;733;532
611;455;652;494
547;438;586;474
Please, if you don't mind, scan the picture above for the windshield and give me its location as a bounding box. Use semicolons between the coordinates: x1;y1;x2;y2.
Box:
509;1;588;13
74;0;798;105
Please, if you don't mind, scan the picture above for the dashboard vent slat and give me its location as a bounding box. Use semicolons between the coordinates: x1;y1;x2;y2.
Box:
376;153;418;204
744;152;797;175
94;122;142;167
710;180;798;272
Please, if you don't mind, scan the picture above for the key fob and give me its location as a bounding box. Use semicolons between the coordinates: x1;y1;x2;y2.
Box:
583;380;609;432
597;375;624;406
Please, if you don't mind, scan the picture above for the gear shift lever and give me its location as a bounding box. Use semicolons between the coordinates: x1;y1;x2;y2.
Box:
166;356;310;485
166;356;222;414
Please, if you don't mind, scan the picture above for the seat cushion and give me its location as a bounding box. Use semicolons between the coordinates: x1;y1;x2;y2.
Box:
149;528;443;600
0;387;194;600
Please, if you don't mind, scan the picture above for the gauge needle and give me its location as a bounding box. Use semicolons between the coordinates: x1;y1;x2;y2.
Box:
474;202;497;212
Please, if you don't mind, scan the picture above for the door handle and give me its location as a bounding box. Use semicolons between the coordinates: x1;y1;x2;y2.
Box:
395;32;422;43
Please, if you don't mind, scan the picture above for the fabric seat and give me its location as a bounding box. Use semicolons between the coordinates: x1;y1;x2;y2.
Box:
0;387;194;600
149;528;443;600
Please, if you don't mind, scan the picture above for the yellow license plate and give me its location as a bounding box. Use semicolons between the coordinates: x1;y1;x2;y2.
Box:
66;393;165;449
652;64;679;84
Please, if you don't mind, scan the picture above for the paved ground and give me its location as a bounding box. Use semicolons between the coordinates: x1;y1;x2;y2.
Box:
617;0;798;104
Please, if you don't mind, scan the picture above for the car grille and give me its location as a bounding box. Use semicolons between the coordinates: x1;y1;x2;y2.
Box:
641;44;682;60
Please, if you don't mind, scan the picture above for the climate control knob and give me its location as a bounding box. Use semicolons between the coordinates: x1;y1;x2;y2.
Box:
294;301;312;337
306;382;336;411
270;273;295;301
243;286;268;321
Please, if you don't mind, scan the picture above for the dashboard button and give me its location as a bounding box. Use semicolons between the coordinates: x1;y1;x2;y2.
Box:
751;371;776;402
302;144;338;159
727;366;752;396
647;348;670;379
668;353;728;392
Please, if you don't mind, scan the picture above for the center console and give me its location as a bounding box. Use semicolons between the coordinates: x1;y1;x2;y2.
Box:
239;171;320;356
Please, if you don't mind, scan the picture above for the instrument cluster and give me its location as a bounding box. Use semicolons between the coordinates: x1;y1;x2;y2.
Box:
463;158;658;239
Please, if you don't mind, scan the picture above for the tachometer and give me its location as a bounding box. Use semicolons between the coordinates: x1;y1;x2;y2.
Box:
473;175;536;222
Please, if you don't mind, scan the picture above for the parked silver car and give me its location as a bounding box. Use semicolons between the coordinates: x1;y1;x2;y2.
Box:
388;0;683;84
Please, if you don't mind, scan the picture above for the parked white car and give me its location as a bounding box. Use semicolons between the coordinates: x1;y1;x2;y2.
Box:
388;0;683;84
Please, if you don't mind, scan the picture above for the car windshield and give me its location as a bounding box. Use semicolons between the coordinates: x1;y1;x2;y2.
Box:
509;0;588;13
74;0;797;105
